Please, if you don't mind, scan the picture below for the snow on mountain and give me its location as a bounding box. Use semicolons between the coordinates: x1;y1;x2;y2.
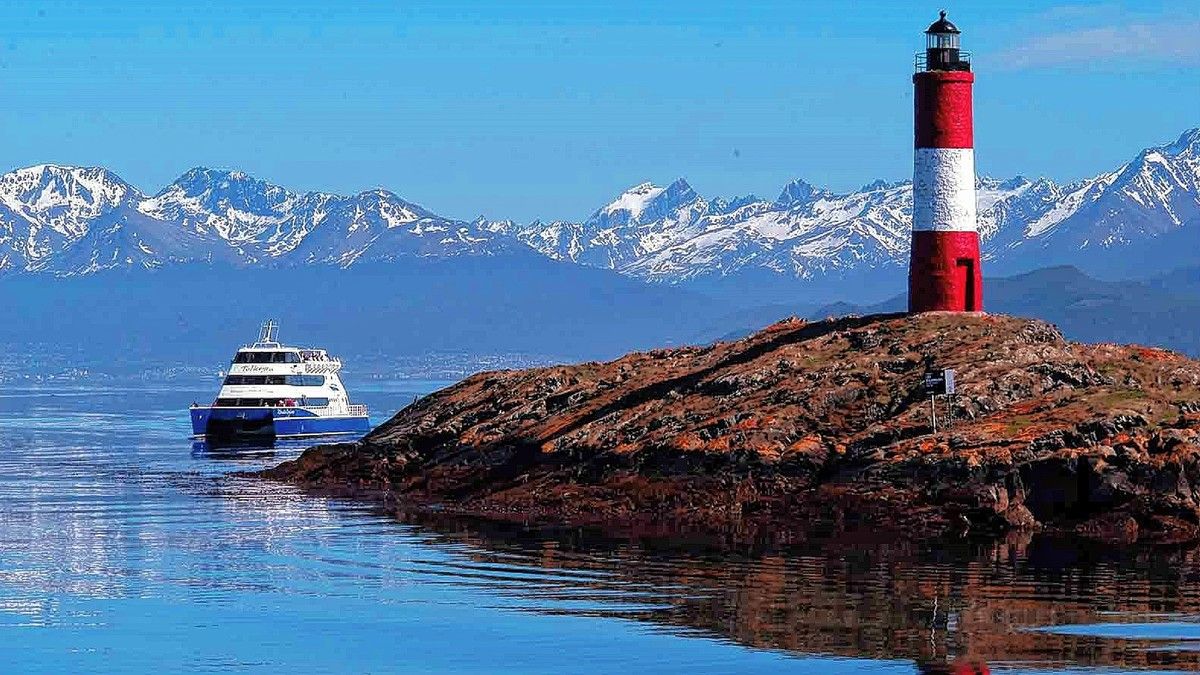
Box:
970;128;1200;275
0;165;240;274
0;127;1195;282
0;166;519;275
139;169;497;265
622;180;914;282
603;182;664;220
510;178;710;270
516;177;940;282
44;208;239;276
285;189;518;266
0;165;136;270
139;167;309;257
514;128;1200;283
1019;129;1200;248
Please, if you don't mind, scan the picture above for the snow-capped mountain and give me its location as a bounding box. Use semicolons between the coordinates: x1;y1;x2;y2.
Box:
513;127;1200;284
0;128;1195;283
0;165;235;274
139;167;310;257
513;176;924;282
284;189;521;266
511;179;710;271
143;168;522;266
0;166;518;275
984;129;1200;274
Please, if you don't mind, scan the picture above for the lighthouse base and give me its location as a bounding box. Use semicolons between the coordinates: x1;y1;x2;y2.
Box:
908;231;983;313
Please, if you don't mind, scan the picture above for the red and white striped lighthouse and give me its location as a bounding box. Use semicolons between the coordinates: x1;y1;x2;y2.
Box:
909;11;982;313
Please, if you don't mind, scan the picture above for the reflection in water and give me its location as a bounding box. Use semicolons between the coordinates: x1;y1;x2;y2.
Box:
190;437;324;461
1;382;1199;673
917;663;991;675
377;512;1200;672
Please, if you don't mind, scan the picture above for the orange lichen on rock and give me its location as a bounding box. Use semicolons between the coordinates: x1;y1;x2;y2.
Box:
671;432;704;452
1134;346;1181;362
788;436;824;455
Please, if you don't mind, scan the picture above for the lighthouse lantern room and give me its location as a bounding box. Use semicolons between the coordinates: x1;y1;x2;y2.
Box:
922;10;969;71
909;10;983;313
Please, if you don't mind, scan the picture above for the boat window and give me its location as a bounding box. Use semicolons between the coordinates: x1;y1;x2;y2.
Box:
214;398;273;407
223;375;325;386
232;351;301;364
215;395;328;407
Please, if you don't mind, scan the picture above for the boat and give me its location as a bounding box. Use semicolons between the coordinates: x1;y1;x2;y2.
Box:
190;320;371;440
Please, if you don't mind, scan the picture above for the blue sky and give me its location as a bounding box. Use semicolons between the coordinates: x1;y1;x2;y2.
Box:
0;1;1196;221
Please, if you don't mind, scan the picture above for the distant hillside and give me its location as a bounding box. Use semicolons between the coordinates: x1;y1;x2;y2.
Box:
6;261;1197;377
708;266;1200;356
0;254;719;374
813;266;1200;354
1147;265;1200;298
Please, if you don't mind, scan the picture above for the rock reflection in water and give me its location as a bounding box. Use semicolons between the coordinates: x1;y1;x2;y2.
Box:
385;514;1200;672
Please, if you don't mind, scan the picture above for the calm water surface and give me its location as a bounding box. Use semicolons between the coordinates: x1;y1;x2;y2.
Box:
2;382;1200;673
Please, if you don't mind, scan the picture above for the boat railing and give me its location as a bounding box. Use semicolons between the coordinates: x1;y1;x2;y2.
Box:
304;358;343;374
347;404;369;417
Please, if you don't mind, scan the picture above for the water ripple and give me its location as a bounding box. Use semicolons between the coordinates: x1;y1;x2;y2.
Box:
2;383;1200;673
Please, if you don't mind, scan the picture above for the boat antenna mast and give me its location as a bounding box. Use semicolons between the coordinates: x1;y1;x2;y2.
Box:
256;319;280;347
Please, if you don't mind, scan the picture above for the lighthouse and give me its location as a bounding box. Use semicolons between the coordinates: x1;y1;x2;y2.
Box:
909;11;983;313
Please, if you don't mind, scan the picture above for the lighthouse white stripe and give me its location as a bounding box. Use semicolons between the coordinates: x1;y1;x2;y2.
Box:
913;147;977;233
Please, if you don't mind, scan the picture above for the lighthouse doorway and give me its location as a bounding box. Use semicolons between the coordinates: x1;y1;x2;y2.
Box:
956;258;977;311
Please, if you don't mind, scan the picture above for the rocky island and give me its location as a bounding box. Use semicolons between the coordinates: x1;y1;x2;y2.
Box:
262;313;1200;544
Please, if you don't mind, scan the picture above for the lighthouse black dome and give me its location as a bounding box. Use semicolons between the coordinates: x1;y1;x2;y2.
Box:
926;10;960;34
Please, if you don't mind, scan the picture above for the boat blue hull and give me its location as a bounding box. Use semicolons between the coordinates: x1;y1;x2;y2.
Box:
191;406;370;439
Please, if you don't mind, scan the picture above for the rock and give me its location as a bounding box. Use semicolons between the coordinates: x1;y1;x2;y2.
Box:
260;313;1200;544
1076;512;1140;544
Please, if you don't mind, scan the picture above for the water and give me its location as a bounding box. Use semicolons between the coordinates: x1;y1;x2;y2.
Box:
2;383;1200;673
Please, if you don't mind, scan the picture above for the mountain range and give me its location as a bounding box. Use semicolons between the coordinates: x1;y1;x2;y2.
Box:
1;128;1196;303
2;127;1198;374
504;127;1199;292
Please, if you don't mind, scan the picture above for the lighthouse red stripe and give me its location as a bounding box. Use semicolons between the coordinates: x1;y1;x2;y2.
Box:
908;230;983;312
914;71;974;149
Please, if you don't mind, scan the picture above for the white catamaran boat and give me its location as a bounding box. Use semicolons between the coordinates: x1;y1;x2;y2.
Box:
190;321;370;440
